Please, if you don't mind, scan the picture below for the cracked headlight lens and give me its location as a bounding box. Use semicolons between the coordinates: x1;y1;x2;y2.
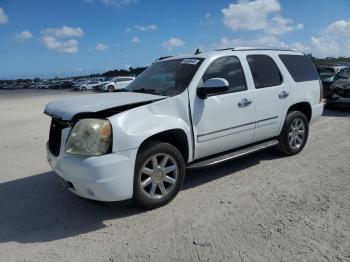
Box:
65;119;112;156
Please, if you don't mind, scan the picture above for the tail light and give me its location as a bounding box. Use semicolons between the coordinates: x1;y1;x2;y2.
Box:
319;80;323;103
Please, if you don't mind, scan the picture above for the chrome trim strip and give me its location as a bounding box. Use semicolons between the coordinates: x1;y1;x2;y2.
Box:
197;116;278;139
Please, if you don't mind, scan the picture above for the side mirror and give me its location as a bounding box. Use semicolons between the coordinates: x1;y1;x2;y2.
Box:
197;78;229;99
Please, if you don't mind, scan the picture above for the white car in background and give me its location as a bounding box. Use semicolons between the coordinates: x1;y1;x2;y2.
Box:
76;81;101;91
99;76;135;92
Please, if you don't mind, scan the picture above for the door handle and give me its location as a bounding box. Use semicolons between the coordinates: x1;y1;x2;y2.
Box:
279;91;289;99
238;98;252;107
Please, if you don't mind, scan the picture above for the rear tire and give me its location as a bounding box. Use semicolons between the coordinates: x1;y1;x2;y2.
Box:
133;141;186;209
278;111;309;156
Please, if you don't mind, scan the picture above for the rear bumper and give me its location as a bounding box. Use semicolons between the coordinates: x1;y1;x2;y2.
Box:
310;102;325;125
47;144;138;201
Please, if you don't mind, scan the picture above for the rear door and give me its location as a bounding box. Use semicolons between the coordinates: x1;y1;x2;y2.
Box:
192;55;256;159
246;54;291;142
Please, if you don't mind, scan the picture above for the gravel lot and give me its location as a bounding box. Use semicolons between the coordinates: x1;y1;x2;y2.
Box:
0;90;349;262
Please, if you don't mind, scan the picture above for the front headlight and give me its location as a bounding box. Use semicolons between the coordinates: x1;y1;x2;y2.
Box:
65;119;112;156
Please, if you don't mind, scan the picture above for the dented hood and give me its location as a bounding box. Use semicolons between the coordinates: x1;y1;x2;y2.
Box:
44;92;165;120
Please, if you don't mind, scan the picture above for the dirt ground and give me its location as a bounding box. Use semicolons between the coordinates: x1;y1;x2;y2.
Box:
0;90;349;262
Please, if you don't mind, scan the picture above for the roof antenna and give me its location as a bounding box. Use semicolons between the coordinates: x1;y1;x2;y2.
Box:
194;48;201;55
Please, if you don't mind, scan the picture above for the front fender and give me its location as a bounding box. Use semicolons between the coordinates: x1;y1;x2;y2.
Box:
108;93;193;160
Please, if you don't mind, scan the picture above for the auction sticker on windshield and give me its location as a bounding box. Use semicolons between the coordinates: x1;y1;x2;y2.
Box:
181;59;201;65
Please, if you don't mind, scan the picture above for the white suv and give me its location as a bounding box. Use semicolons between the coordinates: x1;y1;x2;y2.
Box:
45;47;324;209
98;76;135;92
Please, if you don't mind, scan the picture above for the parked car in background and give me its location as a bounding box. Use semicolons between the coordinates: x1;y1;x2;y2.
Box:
319;66;348;74
36;83;49;89
75;81;101;91
95;76;135;92
59;81;73;89
317;67;337;99
330;68;350;99
73;79;87;89
45;47;324;209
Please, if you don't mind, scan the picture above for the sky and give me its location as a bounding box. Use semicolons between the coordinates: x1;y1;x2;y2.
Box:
0;0;350;79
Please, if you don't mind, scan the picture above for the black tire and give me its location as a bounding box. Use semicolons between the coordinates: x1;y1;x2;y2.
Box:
278;111;309;156
108;86;114;92
82;87;86;91
133;141;186;209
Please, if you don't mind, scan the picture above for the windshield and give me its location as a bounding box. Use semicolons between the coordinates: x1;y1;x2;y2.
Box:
125;58;203;96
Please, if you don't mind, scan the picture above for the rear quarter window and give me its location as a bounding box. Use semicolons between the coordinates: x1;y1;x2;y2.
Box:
279;55;319;82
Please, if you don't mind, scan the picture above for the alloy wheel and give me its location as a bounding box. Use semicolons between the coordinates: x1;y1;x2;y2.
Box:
139;153;178;200
288;118;305;150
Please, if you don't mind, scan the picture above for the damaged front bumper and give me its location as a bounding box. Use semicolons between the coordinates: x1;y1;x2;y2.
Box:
46;140;138;202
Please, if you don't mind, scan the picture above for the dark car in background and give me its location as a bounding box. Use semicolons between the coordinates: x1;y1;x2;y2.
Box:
59;81;73;89
331;68;350;98
317;67;337;99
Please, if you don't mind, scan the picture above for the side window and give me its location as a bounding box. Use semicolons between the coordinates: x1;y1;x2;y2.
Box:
279;54;319;82
202;56;247;94
247;55;283;88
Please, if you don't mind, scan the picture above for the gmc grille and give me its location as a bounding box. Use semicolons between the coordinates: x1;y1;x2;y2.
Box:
48;118;69;157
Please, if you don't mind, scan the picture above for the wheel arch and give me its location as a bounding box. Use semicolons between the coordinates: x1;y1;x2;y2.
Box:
287;102;312;122
138;129;190;164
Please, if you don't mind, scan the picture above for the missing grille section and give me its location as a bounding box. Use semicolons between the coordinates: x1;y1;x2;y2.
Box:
48;118;69;157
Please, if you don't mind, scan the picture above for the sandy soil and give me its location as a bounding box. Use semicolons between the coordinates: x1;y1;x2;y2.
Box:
0;90;349;262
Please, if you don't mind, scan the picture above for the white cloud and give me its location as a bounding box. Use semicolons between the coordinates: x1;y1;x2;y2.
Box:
95;43;108;51
162;38;184;51
126;27;132;32
41;26;83;54
134;24;157;32
218;19;350;58
324;20;350;37
222;0;280;31
0;7;8;24
41;26;84;38
302;20;350;57
265;16;303;35
222;0;302;35
218;36;287;49
15;30;33;42
42;36;79;54
84;0;137;8
131;37;140;43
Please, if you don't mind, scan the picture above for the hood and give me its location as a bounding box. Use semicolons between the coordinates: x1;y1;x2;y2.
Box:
44;92;165;120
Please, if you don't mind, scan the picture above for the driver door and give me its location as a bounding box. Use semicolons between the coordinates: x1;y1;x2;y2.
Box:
192;56;256;159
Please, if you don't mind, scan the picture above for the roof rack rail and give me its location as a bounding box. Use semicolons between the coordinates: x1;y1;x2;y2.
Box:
215;47;296;52
156;56;174;61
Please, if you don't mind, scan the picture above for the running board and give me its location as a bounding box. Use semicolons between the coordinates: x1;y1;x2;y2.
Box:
187;140;279;169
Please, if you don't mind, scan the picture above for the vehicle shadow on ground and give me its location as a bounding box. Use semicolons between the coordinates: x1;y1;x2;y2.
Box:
0;172;139;243
0;149;282;243
184;148;282;190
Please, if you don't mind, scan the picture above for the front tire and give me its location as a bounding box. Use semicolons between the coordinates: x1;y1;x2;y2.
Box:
133;141;186;209
278;111;309;156
108;86;114;92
